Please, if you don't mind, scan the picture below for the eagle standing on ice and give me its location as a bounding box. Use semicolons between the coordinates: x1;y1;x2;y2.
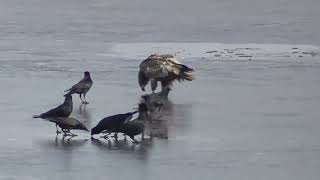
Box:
138;54;194;93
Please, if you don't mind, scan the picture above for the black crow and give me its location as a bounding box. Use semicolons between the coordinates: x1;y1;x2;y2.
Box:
119;122;145;143
64;71;93;104
138;54;194;93
91;111;138;138
33;94;73;118
33;94;73;133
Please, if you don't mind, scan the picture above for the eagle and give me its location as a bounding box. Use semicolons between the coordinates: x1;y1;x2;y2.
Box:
138;54;194;93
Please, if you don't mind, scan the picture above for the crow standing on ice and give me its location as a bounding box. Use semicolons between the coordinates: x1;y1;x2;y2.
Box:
90;111;138;139
64;71;93;104
33;94;73;133
91;104;149;139
119;122;145;143
138;54;194;93
45;117;89;136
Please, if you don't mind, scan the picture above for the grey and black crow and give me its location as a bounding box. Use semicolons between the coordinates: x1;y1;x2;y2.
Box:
91;103;149;139
33;94;73;133
45;117;89;136
119;122;145;143
33;94;73;119
138;54;194;93
91;111;138;139
65;71;93;104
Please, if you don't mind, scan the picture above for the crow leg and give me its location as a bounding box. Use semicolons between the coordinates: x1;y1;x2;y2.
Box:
142;131;145;140
62;129;77;137
83;93;89;104
100;132;111;139
68;131;77;137
62;129;68;136
79;94;85;103
100;135;109;139
112;132;118;141
100;134;110;139
130;136;139;144
55;124;61;134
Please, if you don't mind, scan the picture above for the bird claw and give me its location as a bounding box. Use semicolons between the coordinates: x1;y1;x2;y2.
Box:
132;139;140;144
111;134;118;140
63;133;77;137
100;135;109;139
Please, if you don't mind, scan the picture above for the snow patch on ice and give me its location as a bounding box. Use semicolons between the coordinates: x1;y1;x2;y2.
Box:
110;43;320;61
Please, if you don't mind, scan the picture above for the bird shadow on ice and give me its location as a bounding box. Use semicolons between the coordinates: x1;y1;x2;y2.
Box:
37;135;89;150
90;137;152;158
138;91;192;140
73;104;92;128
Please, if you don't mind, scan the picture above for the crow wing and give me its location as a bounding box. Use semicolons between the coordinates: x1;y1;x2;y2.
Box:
39;104;70;118
99;113;134;130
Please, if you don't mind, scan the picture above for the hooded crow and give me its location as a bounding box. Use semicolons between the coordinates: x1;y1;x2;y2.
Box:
33;94;73;133
91;111;138;138
46;117;89;136
119;122;145;143
65;71;93;104
33;94;73;119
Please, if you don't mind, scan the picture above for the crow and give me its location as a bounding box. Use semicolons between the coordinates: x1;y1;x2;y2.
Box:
64;71;93;104
45;117;89;136
91;111;138;139
33;94;73;133
119;122;145;143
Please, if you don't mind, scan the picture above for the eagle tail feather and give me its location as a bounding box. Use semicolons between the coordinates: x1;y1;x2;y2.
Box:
173;64;194;81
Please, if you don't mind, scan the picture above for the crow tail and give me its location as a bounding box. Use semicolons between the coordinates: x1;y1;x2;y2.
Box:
64;88;71;92
33;115;41;118
64;91;72;97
